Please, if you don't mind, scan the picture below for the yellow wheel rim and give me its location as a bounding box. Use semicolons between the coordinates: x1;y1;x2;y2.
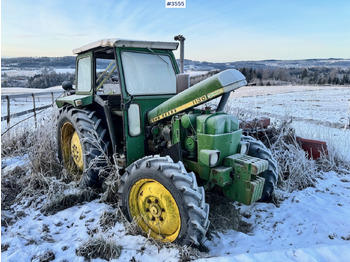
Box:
61;122;83;179
129;179;181;242
70;131;84;170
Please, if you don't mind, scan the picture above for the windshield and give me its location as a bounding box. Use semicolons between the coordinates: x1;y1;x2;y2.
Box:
121;51;176;95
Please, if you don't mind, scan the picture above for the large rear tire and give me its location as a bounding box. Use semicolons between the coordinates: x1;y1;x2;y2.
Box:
241;135;278;201
57;105;109;186
119;155;209;246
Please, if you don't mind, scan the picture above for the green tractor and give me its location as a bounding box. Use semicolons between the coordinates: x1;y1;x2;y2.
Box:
56;38;278;246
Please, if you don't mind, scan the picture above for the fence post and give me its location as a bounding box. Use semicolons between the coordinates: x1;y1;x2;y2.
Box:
6;95;10;125
345;101;350;131
51;92;54;105
32;93;37;128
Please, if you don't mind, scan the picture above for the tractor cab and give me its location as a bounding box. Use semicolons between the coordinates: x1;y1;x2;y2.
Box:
57;39;181;166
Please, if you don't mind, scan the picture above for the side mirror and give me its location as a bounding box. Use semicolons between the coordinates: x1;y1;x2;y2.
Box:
62;81;73;91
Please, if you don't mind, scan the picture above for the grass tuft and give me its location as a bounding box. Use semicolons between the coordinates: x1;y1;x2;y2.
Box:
75;235;122;260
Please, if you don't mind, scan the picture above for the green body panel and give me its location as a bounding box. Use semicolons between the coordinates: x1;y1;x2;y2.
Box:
180;109;267;204
210;166;233;187
197;131;242;166
223;154;268;205
183;159;211;181
124;96;171;166
56;94;93;108
148;75;223;123
196;113;239;134
147;69;247;124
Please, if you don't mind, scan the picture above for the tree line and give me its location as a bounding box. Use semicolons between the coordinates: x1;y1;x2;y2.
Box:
2;66;350;89
238;67;350;86
1;68;74;88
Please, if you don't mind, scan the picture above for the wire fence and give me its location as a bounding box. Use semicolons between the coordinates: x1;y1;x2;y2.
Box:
1;90;64;133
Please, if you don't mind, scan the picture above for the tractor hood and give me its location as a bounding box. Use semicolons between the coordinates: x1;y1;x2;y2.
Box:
148;69;247;124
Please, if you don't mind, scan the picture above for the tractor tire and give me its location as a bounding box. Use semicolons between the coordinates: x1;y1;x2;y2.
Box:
241;135;278;201
57;105;109;187
119;155;210;246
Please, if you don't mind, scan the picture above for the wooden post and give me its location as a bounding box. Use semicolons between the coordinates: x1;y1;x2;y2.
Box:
6;95;10;125
32;93;37;128
345;101;350;131
51;92;54;105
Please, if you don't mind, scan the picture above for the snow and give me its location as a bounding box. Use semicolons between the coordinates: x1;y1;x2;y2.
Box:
200;171;350;261
1;86;63;95
2;168;349;261
229;85;350;161
2;68;75;77
2;85;350;261
185;71;209;76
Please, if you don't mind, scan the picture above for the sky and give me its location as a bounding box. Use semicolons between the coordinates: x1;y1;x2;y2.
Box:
1;0;350;62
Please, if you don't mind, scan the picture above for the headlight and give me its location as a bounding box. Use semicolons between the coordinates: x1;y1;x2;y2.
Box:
199;149;220;167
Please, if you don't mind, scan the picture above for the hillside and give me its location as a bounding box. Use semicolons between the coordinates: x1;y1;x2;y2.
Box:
2;57;350;71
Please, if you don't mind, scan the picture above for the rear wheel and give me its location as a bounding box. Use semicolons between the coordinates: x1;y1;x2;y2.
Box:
57;106;109;186
241;135;278;201
119;156;209;246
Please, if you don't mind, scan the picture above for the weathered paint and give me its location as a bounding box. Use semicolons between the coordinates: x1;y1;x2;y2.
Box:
56;94;93;108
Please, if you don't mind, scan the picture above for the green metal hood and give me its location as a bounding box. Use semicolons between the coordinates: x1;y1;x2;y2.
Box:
147;69;247;124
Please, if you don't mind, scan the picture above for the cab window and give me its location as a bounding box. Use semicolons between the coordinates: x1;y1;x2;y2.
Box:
121;51;176;95
77;56;92;92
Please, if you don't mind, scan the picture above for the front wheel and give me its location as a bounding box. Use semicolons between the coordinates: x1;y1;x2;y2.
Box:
119;156;209;246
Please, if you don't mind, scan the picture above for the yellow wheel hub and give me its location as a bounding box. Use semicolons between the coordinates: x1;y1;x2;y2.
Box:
70;131;83;170
61;122;84;178
129;179;181;242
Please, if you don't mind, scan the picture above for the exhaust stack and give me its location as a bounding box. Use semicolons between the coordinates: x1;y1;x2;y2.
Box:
174;35;185;73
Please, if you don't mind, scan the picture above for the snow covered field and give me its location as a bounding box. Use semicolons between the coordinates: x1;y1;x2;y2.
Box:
1;85;350;261
229;85;350;162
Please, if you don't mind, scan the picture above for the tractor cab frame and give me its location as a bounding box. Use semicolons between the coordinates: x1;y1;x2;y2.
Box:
57;39;182;166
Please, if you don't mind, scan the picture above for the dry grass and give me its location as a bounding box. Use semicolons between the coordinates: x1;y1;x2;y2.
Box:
100;157;121;205
2;112;62;177
75;235;122;260
99;210;118;232
31;249;55;262
1;111;102;214
266;120;319;192
41;187;99;215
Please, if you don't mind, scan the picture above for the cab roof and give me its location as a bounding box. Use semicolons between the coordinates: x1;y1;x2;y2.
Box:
73;38;179;55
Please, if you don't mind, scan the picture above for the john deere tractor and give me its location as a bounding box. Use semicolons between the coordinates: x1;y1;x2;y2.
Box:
56;38;277;246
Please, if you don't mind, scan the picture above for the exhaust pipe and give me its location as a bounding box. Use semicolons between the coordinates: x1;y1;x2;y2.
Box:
174;35;185;73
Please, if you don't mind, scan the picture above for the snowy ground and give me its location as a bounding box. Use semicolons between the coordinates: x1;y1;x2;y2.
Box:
229;85;350;162
1;85;350;261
